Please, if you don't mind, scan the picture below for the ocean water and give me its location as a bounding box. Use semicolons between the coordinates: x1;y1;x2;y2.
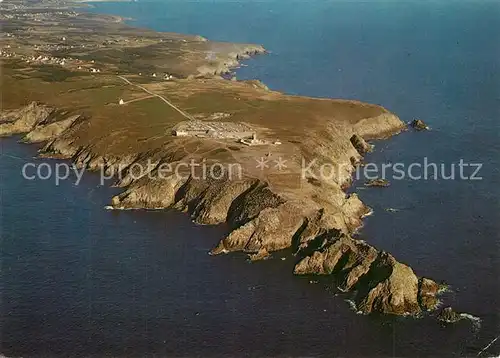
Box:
2;0;499;356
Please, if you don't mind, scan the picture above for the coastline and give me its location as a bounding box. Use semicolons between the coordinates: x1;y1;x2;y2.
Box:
80;1;270;78
0;0;446;317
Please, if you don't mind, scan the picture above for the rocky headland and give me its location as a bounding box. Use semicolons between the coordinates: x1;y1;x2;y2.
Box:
1;0;444;317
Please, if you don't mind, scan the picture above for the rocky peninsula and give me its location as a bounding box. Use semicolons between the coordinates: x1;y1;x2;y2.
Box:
1;0;443;316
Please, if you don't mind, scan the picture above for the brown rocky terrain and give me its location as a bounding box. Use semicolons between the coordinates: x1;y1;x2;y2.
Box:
0;0;443;316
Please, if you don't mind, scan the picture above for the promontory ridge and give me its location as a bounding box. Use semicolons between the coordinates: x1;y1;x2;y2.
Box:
1;0;444;317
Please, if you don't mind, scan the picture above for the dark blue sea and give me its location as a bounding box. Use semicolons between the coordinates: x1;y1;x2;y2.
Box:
1;1;499;356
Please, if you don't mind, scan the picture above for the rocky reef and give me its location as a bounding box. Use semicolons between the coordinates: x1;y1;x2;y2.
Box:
365;178;391;187
410;119;430;131
437;307;463;323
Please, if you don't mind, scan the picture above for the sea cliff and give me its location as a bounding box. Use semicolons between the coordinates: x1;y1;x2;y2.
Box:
0;0;442;316
0;99;441;315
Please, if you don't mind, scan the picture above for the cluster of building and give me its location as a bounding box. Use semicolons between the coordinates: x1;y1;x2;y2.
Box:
1;10;78;22
207;112;232;120
26;54;70;66
172;120;255;140
171;120;281;146
0;46;101;73
151;73;175;80
0;50;15;58
31;42;99;52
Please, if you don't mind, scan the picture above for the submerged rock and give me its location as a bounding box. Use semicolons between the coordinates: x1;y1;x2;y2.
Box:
385;208;400;213
410;119;429;131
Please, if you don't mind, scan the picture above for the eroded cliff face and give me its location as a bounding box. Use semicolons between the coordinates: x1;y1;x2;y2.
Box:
293;231;439;314
0;100;442;316
0;101;54;135
195;45;267;77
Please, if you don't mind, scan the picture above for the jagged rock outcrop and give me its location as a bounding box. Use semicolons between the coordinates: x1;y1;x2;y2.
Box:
213;201;306;254
0;102;84;146
111;173;185;209
181;178;257;225
418;277;440;310
410;119;429;131
0;101;54;136
437;307;463;323
354;252;421;315
292;209;337;253
294;233;378;291
365;178;390;187
353;112;405;139
294;232;439;315
226;182;285;228
248;248;271;262
350;134;373;155
23;114;81;143
196;45;266;77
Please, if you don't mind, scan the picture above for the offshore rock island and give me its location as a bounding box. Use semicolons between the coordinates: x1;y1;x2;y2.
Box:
1;0;442;316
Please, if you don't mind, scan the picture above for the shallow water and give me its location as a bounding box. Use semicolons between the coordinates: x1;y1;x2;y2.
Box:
2;0;499;356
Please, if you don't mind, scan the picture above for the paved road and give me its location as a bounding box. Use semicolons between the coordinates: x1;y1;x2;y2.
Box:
118;75;195;120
